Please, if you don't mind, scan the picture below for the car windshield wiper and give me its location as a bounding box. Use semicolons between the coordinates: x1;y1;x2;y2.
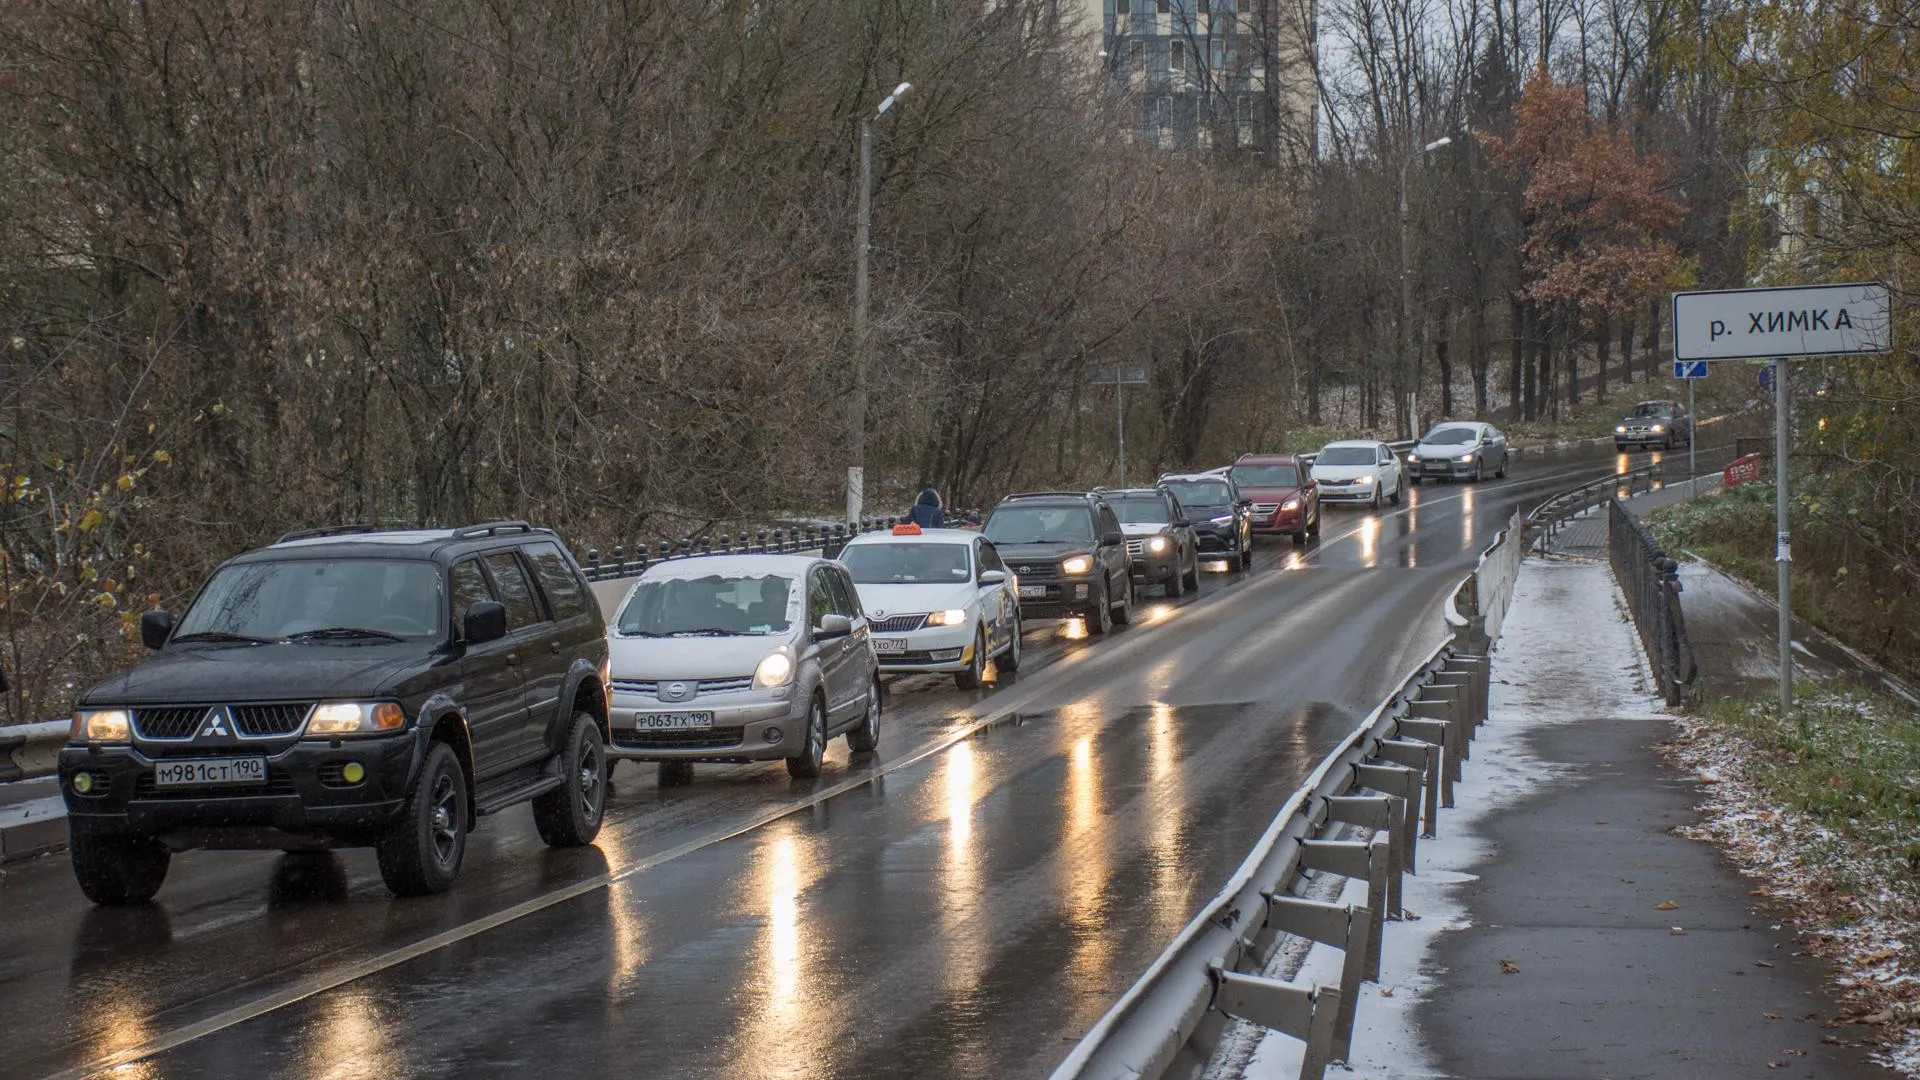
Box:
665;628;743;637
170;631;280;645
286;627;404;642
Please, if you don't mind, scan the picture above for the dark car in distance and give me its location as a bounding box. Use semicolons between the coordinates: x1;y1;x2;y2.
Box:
1156;473;1256;569
59;522;612;904
983;491;1135;634
1229;453;1321;545
1615;400;1693;451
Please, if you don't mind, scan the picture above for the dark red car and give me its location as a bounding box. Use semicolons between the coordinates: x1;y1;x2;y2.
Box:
1228;453;1321;545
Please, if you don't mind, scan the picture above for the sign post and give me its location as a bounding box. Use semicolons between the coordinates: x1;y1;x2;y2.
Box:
1091;364;1150;487
1672;282;1893;715
1672;359;1708;484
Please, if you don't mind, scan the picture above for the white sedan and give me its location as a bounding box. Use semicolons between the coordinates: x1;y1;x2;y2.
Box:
838;525;1022;690
1310;440;1404;508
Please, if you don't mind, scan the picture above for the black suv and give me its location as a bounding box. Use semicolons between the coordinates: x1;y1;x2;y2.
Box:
1095;487;1201;598
58;522;611;903
1156;473;1256;570
982;492;1134;634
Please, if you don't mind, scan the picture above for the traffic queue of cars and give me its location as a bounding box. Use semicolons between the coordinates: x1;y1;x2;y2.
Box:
55;420;1509;904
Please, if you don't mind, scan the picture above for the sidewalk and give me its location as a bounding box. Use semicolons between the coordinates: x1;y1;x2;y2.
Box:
1303;558;1892;1079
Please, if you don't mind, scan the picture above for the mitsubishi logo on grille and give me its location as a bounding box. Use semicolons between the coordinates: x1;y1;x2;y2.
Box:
198;707;232;739
658;681;694;703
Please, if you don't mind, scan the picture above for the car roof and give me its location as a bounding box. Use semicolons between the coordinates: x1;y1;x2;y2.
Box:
843;528;980;546
1318;439;1388;450
236;522;563;563
1093;487;1169;498
995;491;1105;507
1426;421;1484;430
636;553;822;579
1234;453;1304;464
1158;472;1233;483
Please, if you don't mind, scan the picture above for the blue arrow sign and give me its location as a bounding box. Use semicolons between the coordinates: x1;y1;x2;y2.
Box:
1673;360;1709;380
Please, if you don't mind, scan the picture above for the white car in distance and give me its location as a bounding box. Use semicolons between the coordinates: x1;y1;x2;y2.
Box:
1310;440;1404;509
838;524;1022;690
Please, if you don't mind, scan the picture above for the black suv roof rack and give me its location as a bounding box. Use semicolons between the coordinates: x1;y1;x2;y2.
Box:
1001;490;1102;501
275;524;385;544
451;520;537;539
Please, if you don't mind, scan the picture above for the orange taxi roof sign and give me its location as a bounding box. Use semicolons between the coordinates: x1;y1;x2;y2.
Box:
891;522;923;535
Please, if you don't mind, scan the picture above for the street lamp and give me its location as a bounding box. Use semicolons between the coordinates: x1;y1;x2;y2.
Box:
1399;134;1452;439
848;81;912;525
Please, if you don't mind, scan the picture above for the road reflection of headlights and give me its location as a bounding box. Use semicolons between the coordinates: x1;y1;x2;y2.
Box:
1061;555;1092;574
924;608;969;626
1147;536;1169;553
1281;499;1300;512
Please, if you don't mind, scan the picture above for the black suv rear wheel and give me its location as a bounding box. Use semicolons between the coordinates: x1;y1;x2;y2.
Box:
377;741;468;896
71;833;170;905
533;711;607;848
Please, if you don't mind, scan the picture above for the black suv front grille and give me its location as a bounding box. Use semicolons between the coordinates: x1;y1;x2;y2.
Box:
870;614;928;633
233;704;312;737
133;707;207;740
1010;563;1060;582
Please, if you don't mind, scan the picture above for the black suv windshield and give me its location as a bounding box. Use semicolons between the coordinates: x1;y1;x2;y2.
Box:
985;505;1094;544
175;559;443;642
1421;428;1478;446
1159;480;1232;510
616;574;793;636
1108;496;1170;525
841;543;972;584
1231;464;1300;487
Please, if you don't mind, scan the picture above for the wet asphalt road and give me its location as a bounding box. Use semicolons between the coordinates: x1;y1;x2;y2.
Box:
0;443;1737;1080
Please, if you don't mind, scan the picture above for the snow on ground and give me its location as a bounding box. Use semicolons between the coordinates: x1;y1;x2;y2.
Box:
1228;558;1665;1080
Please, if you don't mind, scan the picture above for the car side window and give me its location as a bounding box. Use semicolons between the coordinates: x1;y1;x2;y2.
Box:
807;569;835;627
482;551;546;631
825;567;861;617
1166;492;1187;520
1097;505;1119;538
449;559;494;633
977;540;1006;574
523;541;590;621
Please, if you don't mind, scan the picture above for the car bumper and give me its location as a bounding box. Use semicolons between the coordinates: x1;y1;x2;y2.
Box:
871;624;975;673
1411;460;1479;478
1128;552;1179;582
1014;578;1099;618
1190;528;1243;555
1250;509;1306;534
1615;434;1669;447
607;688;811;760
58;733;420;846
1317;484;1379;502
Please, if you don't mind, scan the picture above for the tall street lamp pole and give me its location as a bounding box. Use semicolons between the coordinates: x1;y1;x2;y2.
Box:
1399;135;1452;440
849;81;912;525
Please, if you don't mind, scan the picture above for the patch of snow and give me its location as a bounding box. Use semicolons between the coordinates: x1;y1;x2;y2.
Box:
1229;559;1665;1079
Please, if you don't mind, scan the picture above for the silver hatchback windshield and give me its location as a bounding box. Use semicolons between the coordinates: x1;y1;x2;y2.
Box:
616;574;793;637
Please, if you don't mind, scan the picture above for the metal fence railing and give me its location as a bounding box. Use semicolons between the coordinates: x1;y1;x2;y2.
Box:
574;514;981;583
1050;512;1525;1080
1607;500;1697;706
1522;463;1661;553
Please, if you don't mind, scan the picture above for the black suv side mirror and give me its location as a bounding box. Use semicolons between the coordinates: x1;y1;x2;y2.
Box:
1101;531;1124;547
140;610;173;650
463;600;509;646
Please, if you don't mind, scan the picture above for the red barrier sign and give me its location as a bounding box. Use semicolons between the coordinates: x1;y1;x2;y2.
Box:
1724;454;1761;487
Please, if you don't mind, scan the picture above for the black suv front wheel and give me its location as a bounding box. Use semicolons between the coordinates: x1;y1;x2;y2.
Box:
71;832;171;905
377;741;468;897
533;712;607;848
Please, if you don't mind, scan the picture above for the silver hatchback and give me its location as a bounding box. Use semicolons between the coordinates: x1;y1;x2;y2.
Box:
604;554;881;781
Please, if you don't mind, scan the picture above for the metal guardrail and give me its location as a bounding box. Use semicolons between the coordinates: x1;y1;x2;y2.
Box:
1051;513;1524;1080
1;720;70;783
1607;501;1697;706
574;514;984;583
1522;463;1661;553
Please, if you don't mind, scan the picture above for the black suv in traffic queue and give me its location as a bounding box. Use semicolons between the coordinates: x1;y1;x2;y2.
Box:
1156;473;1256;570
1094;487;1201;598
58;521;612;904
982;492;1135;634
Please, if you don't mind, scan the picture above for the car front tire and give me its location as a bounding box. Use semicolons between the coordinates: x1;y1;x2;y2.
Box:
786;695;827;779
71;832;170;905
1112;576;1135;625
532;711;607;848
955;627;987;690
377;741;468;897
1087;581;1114;635
1165;560;1186;596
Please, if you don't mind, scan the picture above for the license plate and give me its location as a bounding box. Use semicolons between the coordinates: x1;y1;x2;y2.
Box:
1018;584;1047;599
873;637;908;654
153;757;266;788
633;711;714;731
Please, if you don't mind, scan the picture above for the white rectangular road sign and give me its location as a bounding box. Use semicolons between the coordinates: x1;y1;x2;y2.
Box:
1673;360;1708;379
1673;282;1891;361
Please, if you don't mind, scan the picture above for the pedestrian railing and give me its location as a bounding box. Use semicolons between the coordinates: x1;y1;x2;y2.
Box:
1523;463;1661;553
1607;500;1697;706
1050;510;1524;1080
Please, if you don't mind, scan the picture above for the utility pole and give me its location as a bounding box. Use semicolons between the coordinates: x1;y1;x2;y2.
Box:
1774;358;1792;713
848;82;912;525
1399;136;1452;440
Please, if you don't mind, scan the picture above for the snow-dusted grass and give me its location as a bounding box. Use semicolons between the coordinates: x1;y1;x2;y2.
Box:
1228;559;1664;1079
1667;687;1920;1075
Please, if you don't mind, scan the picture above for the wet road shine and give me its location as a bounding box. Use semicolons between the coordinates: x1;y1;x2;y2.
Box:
0;445;1731;1080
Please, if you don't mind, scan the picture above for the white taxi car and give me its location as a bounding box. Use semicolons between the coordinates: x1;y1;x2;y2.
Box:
838;524;1022;689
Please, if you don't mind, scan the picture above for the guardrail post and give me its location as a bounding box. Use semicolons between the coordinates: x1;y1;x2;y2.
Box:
1347;767;1420;883
1392;717;1452;808
1440;655;1489;726
1208;965;1340;1080
1410;685;1467;770
1371;739;1438;840
1296;838;1388;982
1259;894;1375;1066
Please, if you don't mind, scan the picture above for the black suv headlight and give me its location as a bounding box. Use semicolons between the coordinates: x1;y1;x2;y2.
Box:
1144;535;1171;554
71;708;132;743
304;702;407;738
1062;555;1094;574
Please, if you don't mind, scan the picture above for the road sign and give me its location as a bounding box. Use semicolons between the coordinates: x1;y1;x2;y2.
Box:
1673;360;1708;379
1672;282;1891;361
1089;363;1148;385
1757;365;1774;392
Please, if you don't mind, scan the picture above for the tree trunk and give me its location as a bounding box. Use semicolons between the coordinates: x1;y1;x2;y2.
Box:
1618;312;1636;384
1535;324;1555;420
1470;299;1489;418
1435;301;1455;418
1565;325;1580;407
1510;297;1528;420
1642;296;1662;381
1596;318;1612;401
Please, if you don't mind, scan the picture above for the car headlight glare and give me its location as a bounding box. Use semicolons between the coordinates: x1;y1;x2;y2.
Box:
1353;475;1375;485
1457;452;1476;462
1651;423;1666;432
1061;555;1093;574
305;701;407;737
925;608;970;626
71;709;131;743
1210;514;1234;524
1281;498;1301;512
1407;453;1421;462
1147;536;1169;553
754;650;795;688
1614;425;1628;434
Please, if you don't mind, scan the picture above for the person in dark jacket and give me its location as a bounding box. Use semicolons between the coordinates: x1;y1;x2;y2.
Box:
906;487;945;528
